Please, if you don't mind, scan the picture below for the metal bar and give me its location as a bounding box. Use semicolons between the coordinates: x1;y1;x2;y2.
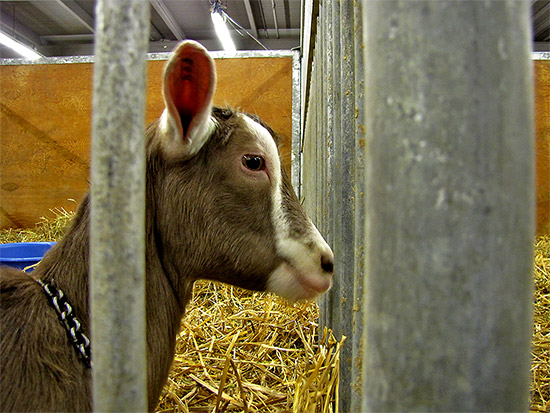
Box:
271;0;280;39
0;49;296;65
291;50;302;197
299;0;318;150
149;0;185;40
533;42;550;52
40;34;95;42
336;0;357;411
304;3;321;323
2;48;544;67
258;0;269;39
327;1;345;404
149;22;163;42
243;0;259;39
316;0;334;332
282;0;291;29
0;9;45;53
350;1;366;412
361;1;534;410
40;31;163;45
55;0;95;33
533;1;550;28
90;0;149;411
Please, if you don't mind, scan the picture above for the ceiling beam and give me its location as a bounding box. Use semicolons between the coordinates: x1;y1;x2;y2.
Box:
281;0;290;29
532;2;550;40
150;0;185;40
55;0;95;33
243;0;259;38
38;35;300;57
533;42;550;51
533;1;549;20
0;9;47;54
41;34;94;42
0;10;41;45
56;0;162;41
149;23;162;41
271;0;280;38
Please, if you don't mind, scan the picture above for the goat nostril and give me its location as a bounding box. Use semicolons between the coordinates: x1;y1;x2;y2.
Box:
321;254;334;274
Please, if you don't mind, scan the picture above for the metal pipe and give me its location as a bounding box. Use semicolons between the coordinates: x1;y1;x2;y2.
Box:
316;0;334;333
361;1;534;410
258;0;269;39
291;50;302;197
271;0;280;39
336;1;358;411
243;0;259;39
90;0;149;411
350;2;366;412
150;0;185;40
55;0;95;33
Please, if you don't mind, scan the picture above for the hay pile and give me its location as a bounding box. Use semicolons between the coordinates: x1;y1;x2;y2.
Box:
1;211;548;412
155;282;343;413
0;208;73;244
531;235;550;412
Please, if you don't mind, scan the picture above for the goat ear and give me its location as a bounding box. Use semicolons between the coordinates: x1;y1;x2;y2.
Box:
159;41;216;159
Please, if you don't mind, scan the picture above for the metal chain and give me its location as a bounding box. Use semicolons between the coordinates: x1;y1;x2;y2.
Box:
37;279;92;368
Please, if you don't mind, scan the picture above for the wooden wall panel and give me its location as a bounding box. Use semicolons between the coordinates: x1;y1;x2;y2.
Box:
534;60;549;236
0;63;93;229
1;57;546;233
0;57;292;229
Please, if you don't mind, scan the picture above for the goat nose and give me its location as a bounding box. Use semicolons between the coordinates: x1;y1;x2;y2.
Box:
321;252;334;274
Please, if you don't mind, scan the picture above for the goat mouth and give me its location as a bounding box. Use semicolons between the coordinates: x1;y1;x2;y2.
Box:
267;260;332;302
293;265;332;294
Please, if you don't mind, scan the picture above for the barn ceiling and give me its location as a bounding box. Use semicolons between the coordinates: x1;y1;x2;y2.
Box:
0;0;548;59
0;0;301;58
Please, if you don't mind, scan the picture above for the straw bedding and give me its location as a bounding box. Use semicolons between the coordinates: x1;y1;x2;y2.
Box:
1;211;548;412
531;235;550;412
154;282;343;413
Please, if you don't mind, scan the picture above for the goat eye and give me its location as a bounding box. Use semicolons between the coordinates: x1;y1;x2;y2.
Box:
242;155;265;171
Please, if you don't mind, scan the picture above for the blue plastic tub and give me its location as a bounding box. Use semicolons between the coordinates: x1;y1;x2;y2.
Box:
0;242;56;271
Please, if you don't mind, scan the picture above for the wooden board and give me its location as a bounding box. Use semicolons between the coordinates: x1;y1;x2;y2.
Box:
1;57;547;234
535;60;550;236
0;57;293;229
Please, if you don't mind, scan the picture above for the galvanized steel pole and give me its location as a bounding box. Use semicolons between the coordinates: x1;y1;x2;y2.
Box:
90;0;149;411
362;1;534;411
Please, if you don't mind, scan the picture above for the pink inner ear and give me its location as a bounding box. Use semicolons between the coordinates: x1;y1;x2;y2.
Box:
165;45;214;137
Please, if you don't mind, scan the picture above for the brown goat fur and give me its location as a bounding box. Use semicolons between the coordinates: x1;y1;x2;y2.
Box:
0;41;333;411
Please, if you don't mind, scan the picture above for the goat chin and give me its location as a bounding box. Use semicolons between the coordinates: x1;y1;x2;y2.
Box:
266;262;333;303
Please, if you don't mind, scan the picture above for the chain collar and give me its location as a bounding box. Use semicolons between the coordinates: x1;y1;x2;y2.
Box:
37;279;92;369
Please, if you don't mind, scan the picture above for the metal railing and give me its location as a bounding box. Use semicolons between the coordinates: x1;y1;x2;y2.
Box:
90;0;149;410
301;0;535;411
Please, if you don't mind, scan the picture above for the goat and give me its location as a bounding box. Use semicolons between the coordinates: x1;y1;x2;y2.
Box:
0;41;334;411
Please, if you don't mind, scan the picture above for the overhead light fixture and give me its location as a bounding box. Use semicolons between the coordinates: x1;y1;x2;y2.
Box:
0;31;42;60
210;2;236;52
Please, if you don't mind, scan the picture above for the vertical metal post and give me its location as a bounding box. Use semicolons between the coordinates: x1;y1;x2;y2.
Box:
90;0;149;411
291;51;302;197
362;1;534;410
301;3;367;409
316;0;334;332
349;1;366;411
327;0;342;341
333;1;357;411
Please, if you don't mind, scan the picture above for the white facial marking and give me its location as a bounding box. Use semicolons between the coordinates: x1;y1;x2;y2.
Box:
242;115;288;238
268;224;333;302
242;115;334;302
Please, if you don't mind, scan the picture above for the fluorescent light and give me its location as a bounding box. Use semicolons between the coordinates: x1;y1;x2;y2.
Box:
0;32;42;60
211;11;236;53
